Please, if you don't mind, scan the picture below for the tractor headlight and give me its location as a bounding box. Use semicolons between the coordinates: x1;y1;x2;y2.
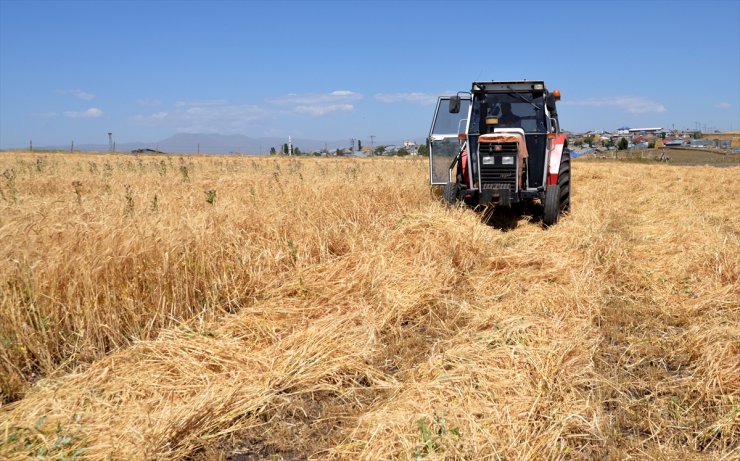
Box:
501;156;514;165
482;156;494;165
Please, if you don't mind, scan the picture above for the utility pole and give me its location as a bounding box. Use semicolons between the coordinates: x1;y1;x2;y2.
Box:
197;143;200;155
71;141;74;152
288;136;293;156
29;140;33;152
370;135;375;155
108;132;113;152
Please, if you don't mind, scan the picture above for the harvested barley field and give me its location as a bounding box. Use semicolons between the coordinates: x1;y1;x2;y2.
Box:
0;152;738;460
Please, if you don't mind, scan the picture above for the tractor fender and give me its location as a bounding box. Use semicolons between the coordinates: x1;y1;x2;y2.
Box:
460;145;470;188
546;134;567;186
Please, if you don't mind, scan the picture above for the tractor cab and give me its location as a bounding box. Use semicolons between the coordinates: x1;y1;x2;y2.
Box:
428;80;570;226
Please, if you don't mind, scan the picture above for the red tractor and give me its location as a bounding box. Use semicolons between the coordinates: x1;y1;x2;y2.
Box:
428;80;570;226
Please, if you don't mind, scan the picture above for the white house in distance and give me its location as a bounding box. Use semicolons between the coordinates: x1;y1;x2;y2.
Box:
403;140;418;155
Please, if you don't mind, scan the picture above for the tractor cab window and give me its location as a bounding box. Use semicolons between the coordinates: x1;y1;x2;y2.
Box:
428;97;470;185
470;93;546;134
432;99;470;135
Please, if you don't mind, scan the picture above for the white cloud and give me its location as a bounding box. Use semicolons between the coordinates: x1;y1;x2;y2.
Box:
715;102;731;109
63;108;104;118
131;89;361;132
181;104;264;121
175;99;227;107
270;90;362;116
294;104;354;116
131;98;268;131
562;96;666;114
184;107;208;116
72;90;95;100
172;104;268;133
131;112;169;124
374;92;438;105
137;98;162;107
59;89;95;100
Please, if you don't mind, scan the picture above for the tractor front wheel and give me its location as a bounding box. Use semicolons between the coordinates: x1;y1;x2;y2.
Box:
543;151;571;227
559;150;571;213
443;181;459;205
543;184;560;226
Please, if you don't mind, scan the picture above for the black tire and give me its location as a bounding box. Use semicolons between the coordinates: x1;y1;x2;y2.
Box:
443;181;459;205
511;202;525;216
543;151;571;227
559;151;571;213
543;184;560;226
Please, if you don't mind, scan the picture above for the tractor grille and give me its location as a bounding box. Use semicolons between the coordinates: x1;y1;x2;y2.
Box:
479;142;518;192
479;142;518;155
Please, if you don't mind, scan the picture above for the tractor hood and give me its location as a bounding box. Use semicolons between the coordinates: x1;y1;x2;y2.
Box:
478;130;529;159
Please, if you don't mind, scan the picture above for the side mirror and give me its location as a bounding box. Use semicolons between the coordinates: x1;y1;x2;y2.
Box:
546;91;561;114
449;96;460;113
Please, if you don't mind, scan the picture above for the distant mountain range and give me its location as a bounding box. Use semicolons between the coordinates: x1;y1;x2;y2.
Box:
29;133;426;155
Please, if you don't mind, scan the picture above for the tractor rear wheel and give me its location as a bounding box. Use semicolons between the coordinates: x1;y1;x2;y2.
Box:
443;181;459;205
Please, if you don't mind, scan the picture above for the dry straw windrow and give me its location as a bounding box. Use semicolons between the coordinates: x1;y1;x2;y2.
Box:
0;153;738;460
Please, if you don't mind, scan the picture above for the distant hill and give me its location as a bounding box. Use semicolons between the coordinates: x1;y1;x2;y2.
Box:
30;133;427;155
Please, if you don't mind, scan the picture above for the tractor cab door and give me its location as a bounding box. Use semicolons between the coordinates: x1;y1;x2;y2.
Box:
428;96;470;185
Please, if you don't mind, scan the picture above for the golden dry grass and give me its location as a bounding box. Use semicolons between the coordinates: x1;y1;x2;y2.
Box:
0;152;738;460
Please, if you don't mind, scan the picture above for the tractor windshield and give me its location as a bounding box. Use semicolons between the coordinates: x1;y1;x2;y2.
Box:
470;93;546;134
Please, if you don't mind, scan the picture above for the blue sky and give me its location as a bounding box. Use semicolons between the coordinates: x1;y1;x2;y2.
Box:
1;0;738;148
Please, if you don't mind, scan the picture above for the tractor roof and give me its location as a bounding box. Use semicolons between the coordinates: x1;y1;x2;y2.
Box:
471;81;547;93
